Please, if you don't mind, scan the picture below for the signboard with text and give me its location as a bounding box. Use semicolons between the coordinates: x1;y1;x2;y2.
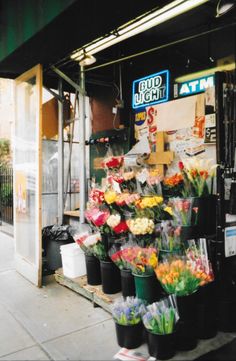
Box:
178;75;215;97
132;70;169;109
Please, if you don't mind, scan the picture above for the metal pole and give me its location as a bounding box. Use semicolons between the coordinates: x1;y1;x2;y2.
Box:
58;79;64;225
79;66;86;224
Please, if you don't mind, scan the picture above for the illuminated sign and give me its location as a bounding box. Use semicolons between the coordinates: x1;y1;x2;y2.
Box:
132;70;169;109
179;75;214;96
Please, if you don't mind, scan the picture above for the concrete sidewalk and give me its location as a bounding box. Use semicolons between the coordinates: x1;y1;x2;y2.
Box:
0;231;236;361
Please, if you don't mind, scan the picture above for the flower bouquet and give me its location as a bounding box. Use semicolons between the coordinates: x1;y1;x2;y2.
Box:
88;187;104;205
135;195;164;220
185;239;214;286
136;168;163;196
142;296;179;334
75;232;107;261
157;221;182;253
155;258;201;296
120;170;137;193
112;296;145;326
112;296;146;349
85;205;110;229
169;197;198;226
162;173;184;198
102;155;124;172
122;247;158;276
126;217;155;247
178;157;217;197
142;296;179;359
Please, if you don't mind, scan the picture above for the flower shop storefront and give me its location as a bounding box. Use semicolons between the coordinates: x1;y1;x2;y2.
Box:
8;1;236;358
55;65;236;358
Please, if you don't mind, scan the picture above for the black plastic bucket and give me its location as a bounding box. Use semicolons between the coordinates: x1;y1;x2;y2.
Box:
217;297;236;332
192;195;216;236
175;292;198;351
115;322;143;349
180;225;199;243
100;260;121;294
85;254;101;286
147;331;176;360
120;269;136;298
197;282;218;339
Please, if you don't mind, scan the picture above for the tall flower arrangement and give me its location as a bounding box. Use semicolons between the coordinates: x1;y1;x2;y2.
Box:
178;157;217;197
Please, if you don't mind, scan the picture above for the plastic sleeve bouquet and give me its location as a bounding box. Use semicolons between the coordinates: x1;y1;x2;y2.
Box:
74;232;107;260
121;246;158;276
135;195;164;220
169;197;197;226
126;217;155;247
142;295;179;335
185;239;214;286
157;221;182;252
155;257;201;296
112;297;146;325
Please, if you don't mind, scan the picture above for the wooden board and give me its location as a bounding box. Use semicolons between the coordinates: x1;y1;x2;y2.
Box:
64;210;80;218
54;268;121;313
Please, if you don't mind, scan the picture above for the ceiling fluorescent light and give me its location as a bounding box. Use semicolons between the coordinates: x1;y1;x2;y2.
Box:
71;0;209;61
216;0;235;17
175;62;236;82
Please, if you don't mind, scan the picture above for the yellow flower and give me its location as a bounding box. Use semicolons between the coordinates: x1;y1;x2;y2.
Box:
149;253;158;268
104;190;117;204
153;196;163;204
164;206;173;216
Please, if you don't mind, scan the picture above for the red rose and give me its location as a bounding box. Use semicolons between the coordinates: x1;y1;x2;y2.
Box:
113;221;129;234
178;161;184;170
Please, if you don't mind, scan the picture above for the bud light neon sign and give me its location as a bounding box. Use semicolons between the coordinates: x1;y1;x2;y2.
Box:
132;70;169;109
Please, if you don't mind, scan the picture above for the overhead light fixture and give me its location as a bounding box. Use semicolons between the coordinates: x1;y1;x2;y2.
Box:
216;0;235;17
71;0;209;61
175;61;235;82
78;52;96;66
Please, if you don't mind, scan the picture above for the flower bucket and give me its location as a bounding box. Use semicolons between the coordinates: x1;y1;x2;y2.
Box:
133;273;161;304
85;254;101;286
192;195;216;236
115;321;143;349
197;282;218;339
180;225;199;242
175;292;198;351
100;260;121;294
121;269;136;298
147;331;176;360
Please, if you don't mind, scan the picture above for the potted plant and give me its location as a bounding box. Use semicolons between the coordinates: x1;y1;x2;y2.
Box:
112;296;145;349
142;296;179;360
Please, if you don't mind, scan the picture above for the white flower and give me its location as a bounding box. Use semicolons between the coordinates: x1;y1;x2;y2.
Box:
107;214;121;228
84;233;101;247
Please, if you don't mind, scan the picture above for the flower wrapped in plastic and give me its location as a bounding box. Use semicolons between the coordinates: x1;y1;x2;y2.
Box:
178;157;217;197
142;295;179;335
109;244;137;270
185;239;214;286
155;257;201;296
102;155;124;172
169;197;198;226
136;168;163;196
126;216;155;247
135;195;164;221
112;296;146;326
157;221;182;253
74;232;107;260
119;246;158;276
88;187;105;206
120;169;137;193
85;205;110;229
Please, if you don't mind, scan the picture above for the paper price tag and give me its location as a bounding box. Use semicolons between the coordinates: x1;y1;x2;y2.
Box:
112;180;121;193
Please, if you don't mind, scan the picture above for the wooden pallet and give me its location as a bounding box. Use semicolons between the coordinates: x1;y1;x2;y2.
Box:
54;269;121;313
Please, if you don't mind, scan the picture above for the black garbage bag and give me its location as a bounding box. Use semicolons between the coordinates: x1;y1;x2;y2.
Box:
42;224;74;272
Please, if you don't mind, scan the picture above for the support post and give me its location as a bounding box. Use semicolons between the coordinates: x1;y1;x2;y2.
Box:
79;66;86;224
58;79;64;225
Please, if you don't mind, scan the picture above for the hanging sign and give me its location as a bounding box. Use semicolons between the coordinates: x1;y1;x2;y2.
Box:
132;70;169;109
178;75;215;97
